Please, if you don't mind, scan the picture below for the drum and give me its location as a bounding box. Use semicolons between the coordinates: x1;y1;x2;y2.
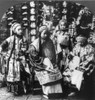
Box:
35;69;62;85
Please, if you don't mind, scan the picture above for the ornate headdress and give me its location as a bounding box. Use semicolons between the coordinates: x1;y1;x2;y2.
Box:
76;35;87;43
39;25;48;33
10;20;21;35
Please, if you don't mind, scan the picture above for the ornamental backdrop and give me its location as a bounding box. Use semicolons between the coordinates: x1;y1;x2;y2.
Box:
0;1;95;45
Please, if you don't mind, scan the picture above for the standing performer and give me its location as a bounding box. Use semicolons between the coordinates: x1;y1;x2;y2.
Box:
0;21;28;95
29;25;63;99
57;34;70;73
52;19;68;54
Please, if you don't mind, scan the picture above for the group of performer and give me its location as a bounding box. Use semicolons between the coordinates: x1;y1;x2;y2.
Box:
0;17;95;99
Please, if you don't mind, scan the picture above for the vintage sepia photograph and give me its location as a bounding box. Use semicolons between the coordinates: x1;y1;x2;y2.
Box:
0;0;95;100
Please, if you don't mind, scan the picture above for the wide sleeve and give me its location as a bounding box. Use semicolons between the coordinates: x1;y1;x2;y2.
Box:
85;45;95;63
72;44;80;56
0;36;14;51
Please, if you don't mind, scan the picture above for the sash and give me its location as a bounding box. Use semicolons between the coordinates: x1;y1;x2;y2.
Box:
6;36;15;75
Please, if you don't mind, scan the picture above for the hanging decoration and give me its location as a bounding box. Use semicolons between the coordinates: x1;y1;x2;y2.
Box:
0;1;94;44
29;1;36;42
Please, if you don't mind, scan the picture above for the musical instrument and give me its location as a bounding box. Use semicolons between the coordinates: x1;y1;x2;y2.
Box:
35;69;62;85
63;56;95;90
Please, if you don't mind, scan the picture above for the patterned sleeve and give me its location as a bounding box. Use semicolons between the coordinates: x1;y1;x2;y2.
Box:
86;44;95;63
1;36;13;51
1;40;8;51
72;44;80;56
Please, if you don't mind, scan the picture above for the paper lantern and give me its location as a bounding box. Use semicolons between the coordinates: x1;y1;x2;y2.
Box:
63;1;67;7
30;1;35;7
31;36;36;42
30;8;35;14
30;22;36;28
30;15;36;21
22;12;28;15
30;29;36;35
21;6;28;10
22;17;28;21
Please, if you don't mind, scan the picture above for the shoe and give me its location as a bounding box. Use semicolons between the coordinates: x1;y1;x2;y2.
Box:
43;94;48;99
68;92;76;97
14;92;19;96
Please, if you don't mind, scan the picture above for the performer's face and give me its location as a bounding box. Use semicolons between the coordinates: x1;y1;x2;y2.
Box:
59;22;66;30
16;25;22;36
30;45;38;57
77;39;87;47
41;30;48;40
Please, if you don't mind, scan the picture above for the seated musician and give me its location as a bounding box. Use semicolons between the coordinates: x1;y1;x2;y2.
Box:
63;35;95;95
